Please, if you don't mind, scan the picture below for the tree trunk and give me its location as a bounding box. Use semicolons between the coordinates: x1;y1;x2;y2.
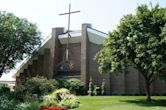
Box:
145;78;152;103
0;65;5;78
0;70;3;78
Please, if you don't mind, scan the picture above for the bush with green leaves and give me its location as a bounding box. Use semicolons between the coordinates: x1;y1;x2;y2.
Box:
87;78;105;96
55;89;80;109
0;95;15;110
58;97;79;109
93;85;100;96
57;78;84;95
66;78;84;95
40;95;58;107
14;101;40;110
0;83;10;94
101;79;105;95
56;79;68;89
14;102;31;110
17;76;57;97
45;88;80;109
87;78;93;96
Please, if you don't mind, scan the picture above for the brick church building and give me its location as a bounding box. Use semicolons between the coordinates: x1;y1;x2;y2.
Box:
13;23;166;95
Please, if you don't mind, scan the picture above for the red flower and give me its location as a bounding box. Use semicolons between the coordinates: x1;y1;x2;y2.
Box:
40;106;66;110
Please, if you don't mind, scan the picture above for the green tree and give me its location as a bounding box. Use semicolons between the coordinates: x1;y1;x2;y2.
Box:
95;4;166;102
0;11;41;77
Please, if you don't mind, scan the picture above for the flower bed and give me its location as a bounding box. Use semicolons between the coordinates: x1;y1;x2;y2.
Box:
40;106;66;110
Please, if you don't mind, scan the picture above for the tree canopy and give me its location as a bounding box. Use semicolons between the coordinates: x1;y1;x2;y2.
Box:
95;4;166;102
0;11;41;77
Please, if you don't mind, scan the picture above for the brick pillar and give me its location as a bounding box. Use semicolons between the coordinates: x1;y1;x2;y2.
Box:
32;60;38;76
23;69;29;77
43;49;50;78
19;73;25;82
37;55;44;76
15;76;21;88
49;28;64;78
81;23;91;91
28;65;33;77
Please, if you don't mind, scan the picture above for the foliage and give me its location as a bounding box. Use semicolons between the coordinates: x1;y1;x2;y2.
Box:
53;88;70;101
87;78;103;96
57;78;84;95
41;88;80;109
95;4;166;102
54;88;70;95
14;101;40;110
87;78;93;96
18;76;57;97
29;101;41;110
101;79;105;95
0;95;15;110
56;79;68;89
58;93;80;109
93;85;100;96
14;102;31;110
12;88;28;101
0;11;41;77
58;98;79;109
65;78;84;95
0;83;10;94
40;95;58;107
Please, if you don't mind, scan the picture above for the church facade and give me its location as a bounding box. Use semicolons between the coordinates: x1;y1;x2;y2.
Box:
13;23;166;95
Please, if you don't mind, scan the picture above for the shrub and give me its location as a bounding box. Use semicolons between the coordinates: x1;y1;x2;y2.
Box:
57;78;84;95
93;85;100;96
40;88;80;109
14;101;40;110
0;95;15;110
12;88;27;101
0;83;10;94
53;88;70;101
101;79;105;95
87;78;93;96
66;78;84;95
19;76;57;96
54;88;70;94
56;79;68;89
14;102;31;110
58;95;79;109
41;95;58;107
29;101;41;110
87;78;105;96
53;88;80;109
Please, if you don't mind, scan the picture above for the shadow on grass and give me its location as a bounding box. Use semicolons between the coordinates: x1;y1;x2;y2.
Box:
121;99;166;107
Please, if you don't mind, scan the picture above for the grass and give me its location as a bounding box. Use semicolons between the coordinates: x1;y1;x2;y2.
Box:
76;96;166;110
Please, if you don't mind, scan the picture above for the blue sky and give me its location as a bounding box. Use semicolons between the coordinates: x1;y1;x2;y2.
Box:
0;0;166;80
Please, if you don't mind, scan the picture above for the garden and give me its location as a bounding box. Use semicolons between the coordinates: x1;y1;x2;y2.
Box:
0;76;84;110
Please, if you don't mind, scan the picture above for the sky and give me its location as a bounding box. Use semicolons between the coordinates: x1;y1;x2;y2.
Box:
0;0;166;81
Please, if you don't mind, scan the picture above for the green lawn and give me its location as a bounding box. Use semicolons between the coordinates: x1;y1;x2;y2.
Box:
76;96;166;110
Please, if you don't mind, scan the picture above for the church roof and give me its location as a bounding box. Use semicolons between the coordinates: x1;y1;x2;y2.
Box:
58;28;107;44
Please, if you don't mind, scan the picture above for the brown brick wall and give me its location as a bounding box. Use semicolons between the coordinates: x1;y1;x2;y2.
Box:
125;66;140;95
88;42;111;95
110;72;125;95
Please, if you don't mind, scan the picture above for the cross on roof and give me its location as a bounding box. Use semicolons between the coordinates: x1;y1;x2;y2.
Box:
59;4;80;61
